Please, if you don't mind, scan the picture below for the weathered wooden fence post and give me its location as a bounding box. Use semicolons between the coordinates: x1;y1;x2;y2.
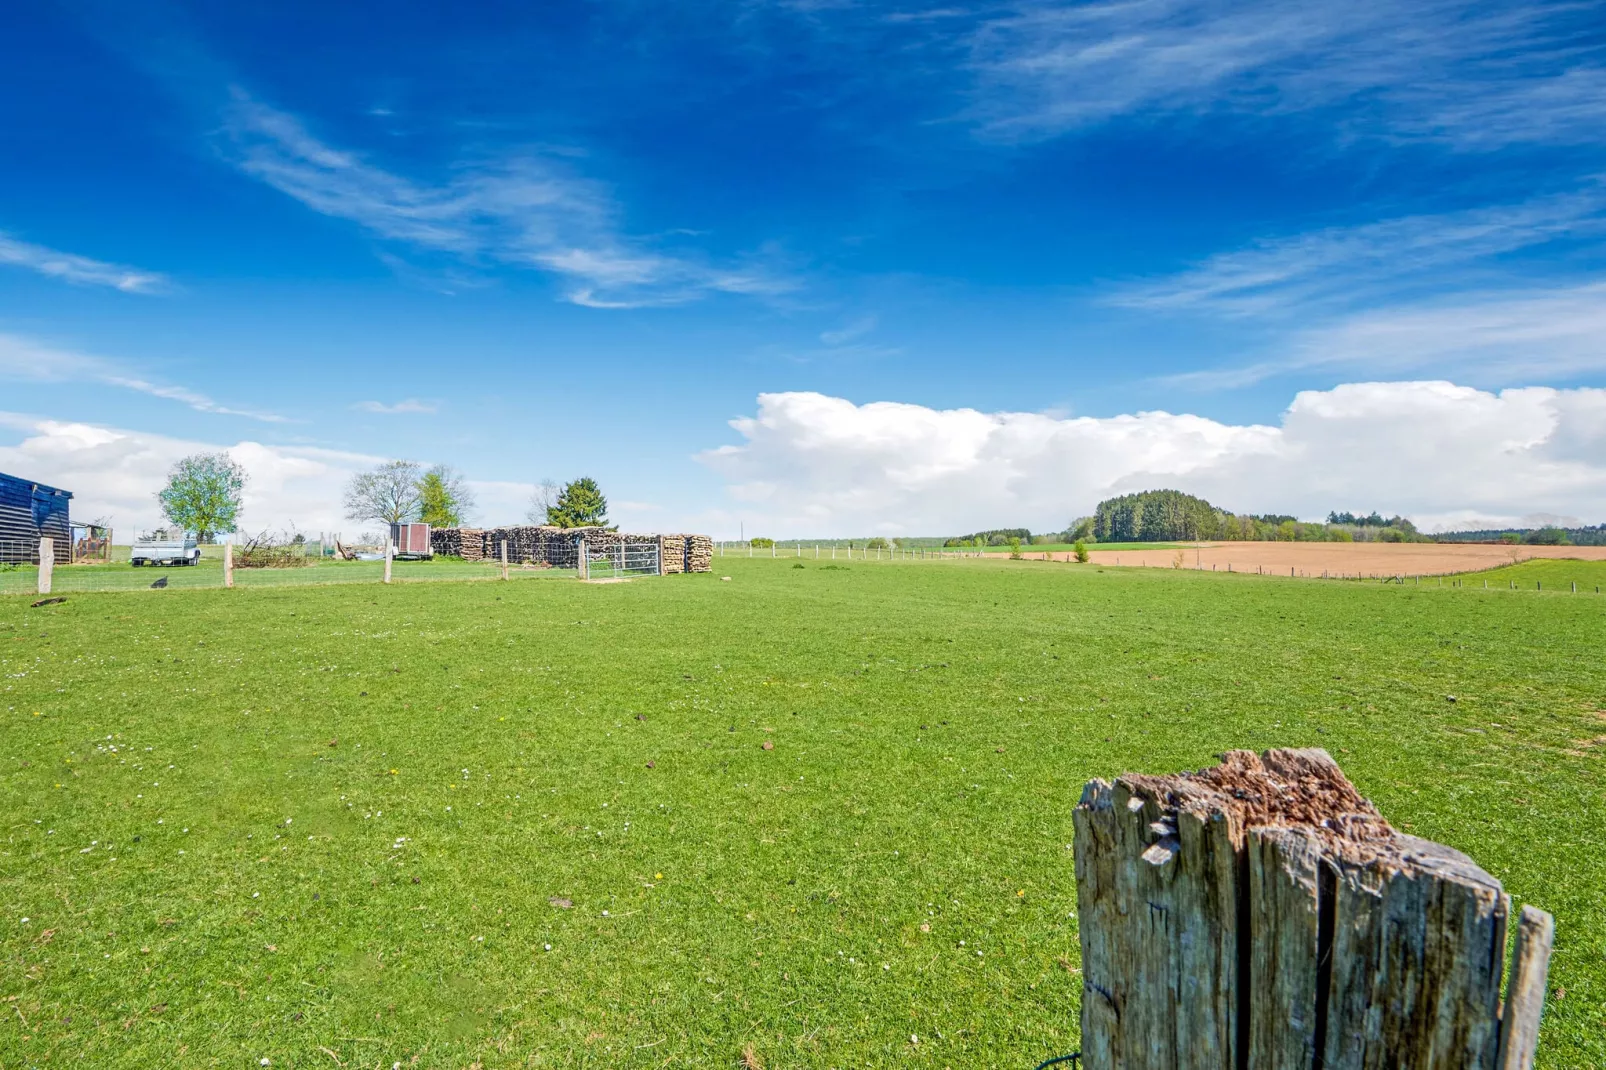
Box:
224;541;234;588
383;540;393;584
1073;748;1552;1070
500;539;509;580
578;538;588;580
37;537;53;596
657;534;667;576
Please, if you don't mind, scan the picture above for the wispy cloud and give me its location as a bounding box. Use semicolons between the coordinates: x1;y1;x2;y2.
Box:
1116;184;1606;318
820;314;878;345
1119;178;1606;387
353;398;438;414
0;332;289;422
0;232;168;293
1157;281;1606;388
1290;282;1606;381
965;0;1606;149
222;90;793;308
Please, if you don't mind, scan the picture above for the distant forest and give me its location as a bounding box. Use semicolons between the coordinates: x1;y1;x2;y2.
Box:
1434;525;1604;546
1089;490;1428;544
927;497;1605;548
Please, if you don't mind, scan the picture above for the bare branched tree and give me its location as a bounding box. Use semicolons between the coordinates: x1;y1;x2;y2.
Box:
344;460;423;525
525;478;561;524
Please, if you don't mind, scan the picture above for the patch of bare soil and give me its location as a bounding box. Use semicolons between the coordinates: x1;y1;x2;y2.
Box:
1019;541;1606;577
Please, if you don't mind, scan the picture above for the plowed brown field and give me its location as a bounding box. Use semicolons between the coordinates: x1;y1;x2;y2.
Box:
1015;541;1606;577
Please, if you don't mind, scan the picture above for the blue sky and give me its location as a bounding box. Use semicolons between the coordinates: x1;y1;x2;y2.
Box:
3;1;1606;537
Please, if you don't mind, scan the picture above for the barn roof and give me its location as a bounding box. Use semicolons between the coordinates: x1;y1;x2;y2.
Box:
0;471;72;498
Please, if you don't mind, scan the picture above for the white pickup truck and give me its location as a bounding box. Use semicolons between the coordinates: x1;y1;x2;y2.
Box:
131;537;201;567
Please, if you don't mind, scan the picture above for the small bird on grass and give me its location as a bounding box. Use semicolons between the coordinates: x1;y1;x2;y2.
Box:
150;575;168;589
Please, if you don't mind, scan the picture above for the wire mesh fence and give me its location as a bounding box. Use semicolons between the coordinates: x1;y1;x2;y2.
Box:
0;539;44;566
718;542;983;561
0;549;585;596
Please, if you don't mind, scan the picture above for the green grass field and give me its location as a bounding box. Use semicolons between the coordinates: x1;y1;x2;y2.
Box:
2;557;1602;1067
1454;557;1606;590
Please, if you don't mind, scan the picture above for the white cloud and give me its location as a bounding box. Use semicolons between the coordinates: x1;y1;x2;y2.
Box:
0;413;380;536
223;91;791;308
699;382;1606;535
965;0;1606;149
0;332;289;422
0;232;168;293
0;417;677;538
353;399;439;414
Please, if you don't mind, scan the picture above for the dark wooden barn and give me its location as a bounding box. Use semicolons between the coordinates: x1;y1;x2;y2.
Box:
0;471;72;564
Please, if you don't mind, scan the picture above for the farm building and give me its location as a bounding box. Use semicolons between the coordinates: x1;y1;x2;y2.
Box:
0;471;72;564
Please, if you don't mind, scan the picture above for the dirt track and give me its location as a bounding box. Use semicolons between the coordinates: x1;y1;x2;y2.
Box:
1013;541;1606;577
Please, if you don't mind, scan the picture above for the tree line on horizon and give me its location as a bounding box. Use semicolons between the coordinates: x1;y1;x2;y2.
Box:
148;451;613;543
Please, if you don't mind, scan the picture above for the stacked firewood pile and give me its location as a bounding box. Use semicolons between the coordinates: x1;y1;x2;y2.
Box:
428;526;713;572
430;527;486;561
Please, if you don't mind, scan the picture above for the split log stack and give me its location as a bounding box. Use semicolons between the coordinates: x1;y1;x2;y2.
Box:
428;527;485;561
427;526;713;572
1074;748;1553;1070
653;534;713;573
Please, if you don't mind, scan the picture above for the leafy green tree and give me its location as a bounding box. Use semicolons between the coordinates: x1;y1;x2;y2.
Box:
417;465;475;527
1007;535;1022;559
157;452;247;542
547;477;610;528
865;537;890;550
1073;539;1089;563
749;537;776;548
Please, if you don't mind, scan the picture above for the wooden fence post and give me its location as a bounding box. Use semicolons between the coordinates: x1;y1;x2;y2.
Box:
384;540;393;584
1497;905;1555;1070
500;539;509;580
578;538;588;580
224;541;234;588
1074;748;1551;1070
657;534;667;576
37;537;53;596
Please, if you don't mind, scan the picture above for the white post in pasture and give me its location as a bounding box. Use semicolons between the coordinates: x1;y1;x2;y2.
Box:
500;539;509;580
384;539;394;584
37;537;53;596
224;541;234;588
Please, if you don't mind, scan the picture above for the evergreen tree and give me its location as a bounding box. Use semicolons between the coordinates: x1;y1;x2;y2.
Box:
547;477;610;528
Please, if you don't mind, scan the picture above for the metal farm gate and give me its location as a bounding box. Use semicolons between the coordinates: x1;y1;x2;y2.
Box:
578;537;659;579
